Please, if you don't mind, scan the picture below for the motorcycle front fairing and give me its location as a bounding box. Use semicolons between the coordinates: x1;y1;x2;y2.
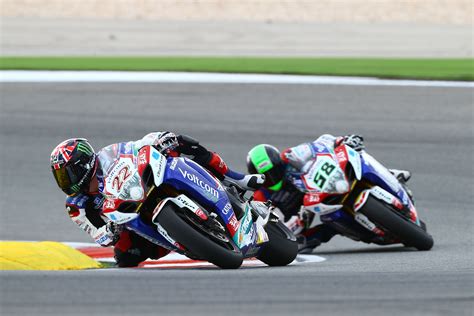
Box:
298;142;418;235
359;152;411;206
358;151;420;225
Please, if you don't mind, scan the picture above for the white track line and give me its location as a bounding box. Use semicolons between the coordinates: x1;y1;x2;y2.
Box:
1;71;472;87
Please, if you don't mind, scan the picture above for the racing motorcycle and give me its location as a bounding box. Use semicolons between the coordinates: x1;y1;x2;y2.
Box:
290;139;434;251
100;145;298;269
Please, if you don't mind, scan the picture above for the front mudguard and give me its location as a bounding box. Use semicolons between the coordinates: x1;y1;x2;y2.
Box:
151;194;209;224
353;186;422;232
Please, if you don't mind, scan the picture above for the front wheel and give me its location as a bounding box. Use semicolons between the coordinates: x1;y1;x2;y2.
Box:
156;203;243;269
257;220;298;266
359;196;434;251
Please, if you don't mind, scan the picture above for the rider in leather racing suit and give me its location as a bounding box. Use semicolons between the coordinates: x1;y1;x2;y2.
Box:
247;134;412;253
51;132;264;267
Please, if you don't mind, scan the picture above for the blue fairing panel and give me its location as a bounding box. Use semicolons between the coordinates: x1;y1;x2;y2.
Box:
125;217;178;250
163;157;236;224
360;154;410;206
320;209;351;223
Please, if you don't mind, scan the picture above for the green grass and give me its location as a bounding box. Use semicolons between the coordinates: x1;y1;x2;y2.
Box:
1;57;473;81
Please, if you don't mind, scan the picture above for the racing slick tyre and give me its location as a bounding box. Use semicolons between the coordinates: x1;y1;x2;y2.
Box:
157;203;243;269
257;220;298;266
359;196;434;251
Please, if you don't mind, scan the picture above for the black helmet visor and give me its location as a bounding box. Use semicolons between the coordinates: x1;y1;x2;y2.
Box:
264;165;284;187
52;164;82;195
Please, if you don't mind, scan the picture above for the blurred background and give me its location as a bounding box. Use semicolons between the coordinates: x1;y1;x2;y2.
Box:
1;0;472;57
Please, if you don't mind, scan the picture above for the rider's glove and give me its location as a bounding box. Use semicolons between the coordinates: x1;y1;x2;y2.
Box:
107;221;123;245
342;134;365;152
154;131;179;154
93;221;123;247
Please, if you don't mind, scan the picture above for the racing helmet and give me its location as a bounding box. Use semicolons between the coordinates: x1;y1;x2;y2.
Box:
50;138;97;196
247;144;285;191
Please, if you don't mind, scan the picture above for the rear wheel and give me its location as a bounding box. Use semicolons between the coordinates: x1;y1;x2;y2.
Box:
359;196;434;251
257;220;298;266
157;203;243;269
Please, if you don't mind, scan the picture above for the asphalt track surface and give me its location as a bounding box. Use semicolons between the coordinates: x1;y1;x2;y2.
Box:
0;82;473;315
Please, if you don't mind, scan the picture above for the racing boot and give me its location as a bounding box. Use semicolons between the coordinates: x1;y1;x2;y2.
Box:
283;212;324;254
297;234;322;254
279;214;320;254
389;168;411;183
204;151;265;191
297;224;338;254
224;171;265;191
389;168;414;202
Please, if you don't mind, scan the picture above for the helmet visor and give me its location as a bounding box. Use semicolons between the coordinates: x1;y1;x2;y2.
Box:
263;166;284;188
52;164;81;195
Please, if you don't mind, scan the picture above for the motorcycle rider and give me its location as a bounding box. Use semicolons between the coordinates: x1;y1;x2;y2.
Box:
51;131;264;267
247;134;412;253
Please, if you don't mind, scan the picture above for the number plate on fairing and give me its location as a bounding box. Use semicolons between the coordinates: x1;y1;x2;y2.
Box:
303;155;338;192
105;158;135;197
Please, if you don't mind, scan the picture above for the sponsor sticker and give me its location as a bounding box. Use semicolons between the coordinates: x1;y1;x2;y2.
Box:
169;158;178;170
336;149;347;163
257;160;270;170
123;142;132;154
138;152;147;166
96;236;107;244
222;202;232;215
228;214;239;232
104;199;115;210
195;208;207;220
156;224;177;246
178;167;219;199
304;193;321;205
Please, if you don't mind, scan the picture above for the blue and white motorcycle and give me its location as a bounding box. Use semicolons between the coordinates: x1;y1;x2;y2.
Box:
292;138;434;251
100;145;298;269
